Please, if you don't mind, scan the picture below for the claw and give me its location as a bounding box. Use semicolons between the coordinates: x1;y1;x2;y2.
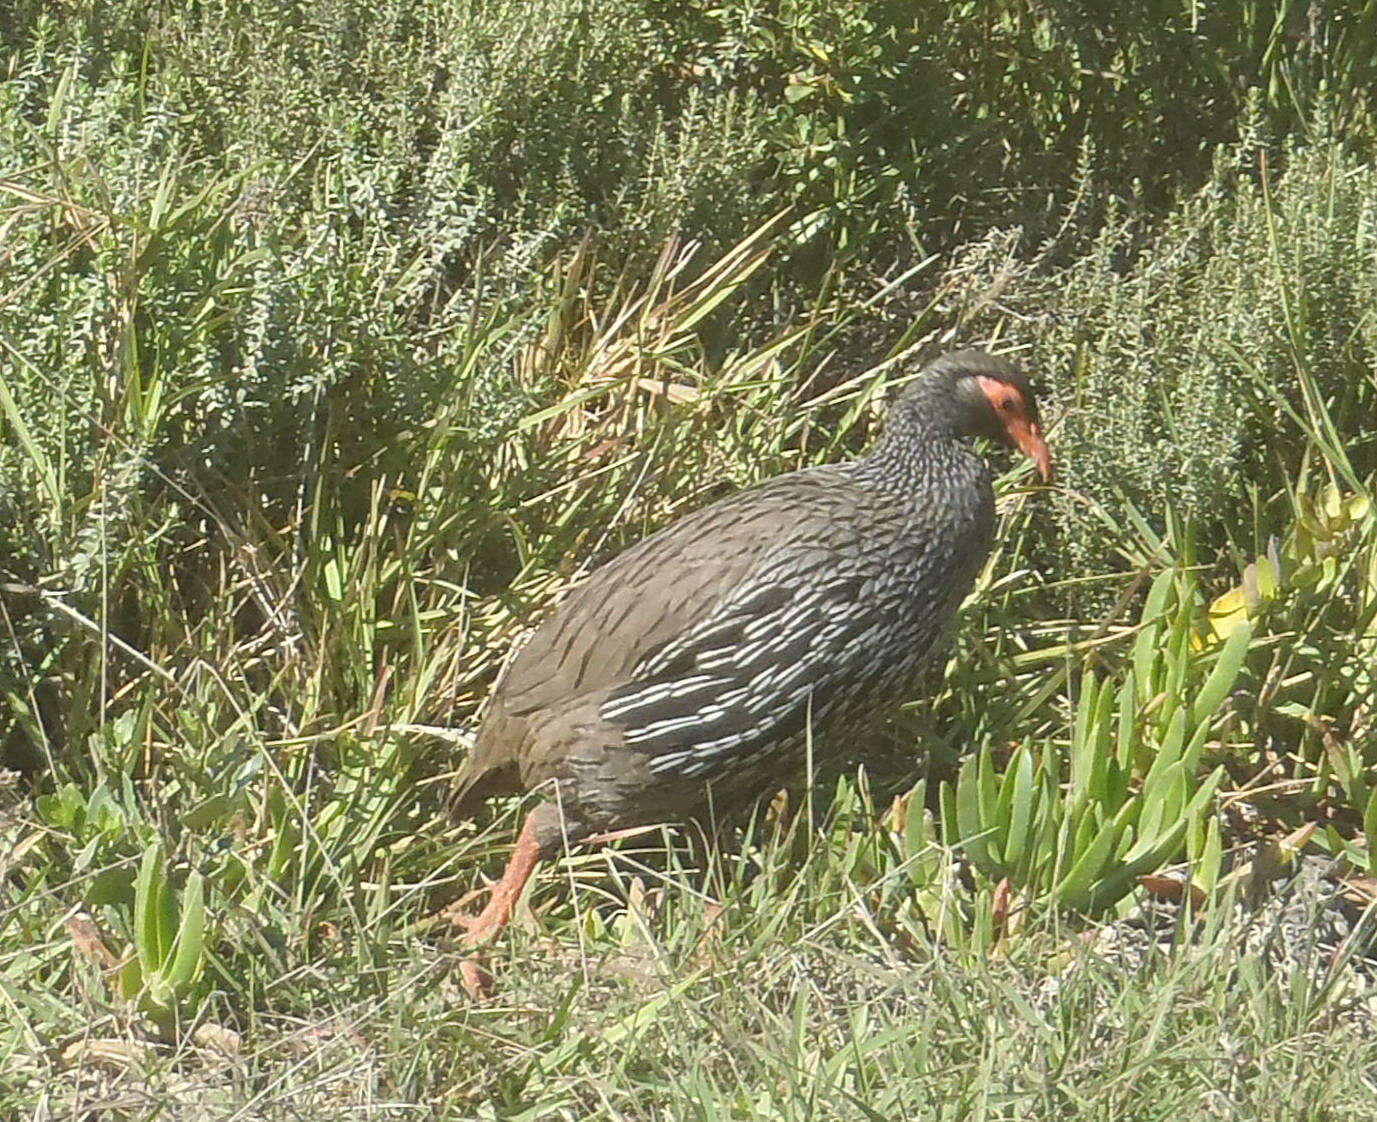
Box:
459;955;494;1001
445;907;481;935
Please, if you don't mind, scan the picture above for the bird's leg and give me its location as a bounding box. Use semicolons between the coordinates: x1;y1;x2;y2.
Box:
453;804;559;999
456;813;549;943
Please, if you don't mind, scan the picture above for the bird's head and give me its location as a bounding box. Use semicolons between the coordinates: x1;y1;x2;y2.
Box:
890;349;1053;482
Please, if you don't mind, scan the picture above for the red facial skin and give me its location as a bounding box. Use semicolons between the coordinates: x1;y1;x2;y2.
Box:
976;375;1053;483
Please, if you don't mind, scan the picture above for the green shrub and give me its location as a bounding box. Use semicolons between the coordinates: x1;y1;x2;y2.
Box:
932;137;1377;585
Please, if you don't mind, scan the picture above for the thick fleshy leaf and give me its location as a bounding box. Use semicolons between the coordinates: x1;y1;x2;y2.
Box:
1192;621;1253;725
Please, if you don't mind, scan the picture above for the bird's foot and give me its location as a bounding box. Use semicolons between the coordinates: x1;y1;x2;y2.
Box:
459;954;494;1001
446;903;507;945
447;906;503;1002
442;899;478;932
445;882;521;1002
445;810;553;1001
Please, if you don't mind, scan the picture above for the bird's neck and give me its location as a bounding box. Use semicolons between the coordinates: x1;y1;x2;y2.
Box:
854;415;985;498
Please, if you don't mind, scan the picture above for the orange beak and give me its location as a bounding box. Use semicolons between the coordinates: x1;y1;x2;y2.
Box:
975;374;1053;483
1006;413;1053;483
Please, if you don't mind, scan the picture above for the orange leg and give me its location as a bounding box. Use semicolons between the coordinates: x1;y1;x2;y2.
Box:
453;810;553;1000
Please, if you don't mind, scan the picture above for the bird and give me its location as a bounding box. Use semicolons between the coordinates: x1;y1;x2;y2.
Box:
449;349;1052;996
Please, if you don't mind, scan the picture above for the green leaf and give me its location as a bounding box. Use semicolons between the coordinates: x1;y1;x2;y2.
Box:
1144;709;1188;790
1131;569;1176;693
1129;766;1187;858
1142;566;1177;625
182;794;233;831
953;749;998;874
1180;714;1212;777
322;543;346;603
1365;787;1377;875
1192;621;1253;726
939;781;958;842
1196;814;1224;897
953;756;982;841
903;781;929;854
117;956;143;1002
1071;666;1096;784
1161;602;1193;724
1116;667;1138;768
978;745;998;838
1089;674;1114;800
87;866;136;909
134;843;164;975
154;875;177;974
162;871;206;997
1002;748;1036;881
1056;818;1121;911
1130;624;1160;702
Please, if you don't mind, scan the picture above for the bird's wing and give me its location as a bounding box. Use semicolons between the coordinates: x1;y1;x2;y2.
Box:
455;468;871;794
596;550;903;782
495;468;864;717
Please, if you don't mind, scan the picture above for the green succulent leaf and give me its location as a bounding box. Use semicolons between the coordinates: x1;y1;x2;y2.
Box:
162;871;206;997
1192;621;1253;725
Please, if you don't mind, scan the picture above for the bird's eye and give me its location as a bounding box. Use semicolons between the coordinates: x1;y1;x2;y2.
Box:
999;398;1016;412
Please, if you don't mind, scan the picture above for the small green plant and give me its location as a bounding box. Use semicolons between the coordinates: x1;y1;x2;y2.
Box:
938;567;1248;914
116;843;207;1029
1276;482;1377;867
1204;478;1377;834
